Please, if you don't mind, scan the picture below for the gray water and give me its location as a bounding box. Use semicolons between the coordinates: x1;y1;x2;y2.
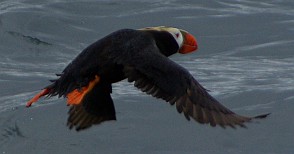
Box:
0;0;294;153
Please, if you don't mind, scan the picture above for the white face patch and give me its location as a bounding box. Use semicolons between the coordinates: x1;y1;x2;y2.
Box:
167;28;184;49
138;26;184;49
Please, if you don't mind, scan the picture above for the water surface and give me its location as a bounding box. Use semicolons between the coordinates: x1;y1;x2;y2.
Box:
1;0;294;153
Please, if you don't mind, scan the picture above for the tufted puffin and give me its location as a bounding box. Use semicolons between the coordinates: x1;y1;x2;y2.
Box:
26;26;269;131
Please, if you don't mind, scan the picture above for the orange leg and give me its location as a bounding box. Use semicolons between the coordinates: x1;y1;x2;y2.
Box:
26;88;50;107
66;75;100;105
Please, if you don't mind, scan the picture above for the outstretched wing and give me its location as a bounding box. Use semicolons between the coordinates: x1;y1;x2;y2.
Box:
116;44;268;128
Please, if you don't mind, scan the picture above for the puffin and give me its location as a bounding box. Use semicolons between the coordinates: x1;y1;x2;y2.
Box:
26;26;269;131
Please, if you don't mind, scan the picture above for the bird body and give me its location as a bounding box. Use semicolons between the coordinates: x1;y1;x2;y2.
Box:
26;26;268;131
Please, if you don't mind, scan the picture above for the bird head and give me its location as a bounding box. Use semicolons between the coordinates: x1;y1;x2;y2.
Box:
138;26;198;54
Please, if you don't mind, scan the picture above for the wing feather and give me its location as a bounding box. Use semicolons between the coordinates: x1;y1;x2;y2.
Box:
117;45;268;128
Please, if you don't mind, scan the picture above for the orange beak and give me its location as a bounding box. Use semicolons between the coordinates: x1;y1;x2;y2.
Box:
179;31;198;54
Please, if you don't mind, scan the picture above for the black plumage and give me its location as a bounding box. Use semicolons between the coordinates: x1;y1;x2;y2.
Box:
26;27;269;131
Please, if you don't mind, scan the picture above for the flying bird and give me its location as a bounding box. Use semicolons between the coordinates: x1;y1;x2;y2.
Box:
26;26;269;131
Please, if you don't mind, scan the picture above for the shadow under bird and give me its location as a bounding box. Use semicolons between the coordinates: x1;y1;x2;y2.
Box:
26;26;269;131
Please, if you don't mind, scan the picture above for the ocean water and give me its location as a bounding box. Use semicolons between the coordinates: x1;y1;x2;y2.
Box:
0;0;294;153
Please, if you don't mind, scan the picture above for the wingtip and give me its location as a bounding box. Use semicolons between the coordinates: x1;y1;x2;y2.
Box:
253;113;271;119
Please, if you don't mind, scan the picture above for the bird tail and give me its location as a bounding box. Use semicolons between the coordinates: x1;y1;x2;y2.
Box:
26;75;101;108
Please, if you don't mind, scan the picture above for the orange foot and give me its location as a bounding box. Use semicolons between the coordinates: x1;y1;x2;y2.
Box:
66;75;100;105
26;88;50;107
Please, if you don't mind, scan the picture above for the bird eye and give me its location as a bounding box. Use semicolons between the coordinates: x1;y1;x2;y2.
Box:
175;33;180;38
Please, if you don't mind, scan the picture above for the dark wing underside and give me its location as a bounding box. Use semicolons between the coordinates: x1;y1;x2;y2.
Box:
117;43;268;128
67;81;116;131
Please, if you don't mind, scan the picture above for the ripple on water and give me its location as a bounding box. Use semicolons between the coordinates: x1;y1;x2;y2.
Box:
180;55;294;96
